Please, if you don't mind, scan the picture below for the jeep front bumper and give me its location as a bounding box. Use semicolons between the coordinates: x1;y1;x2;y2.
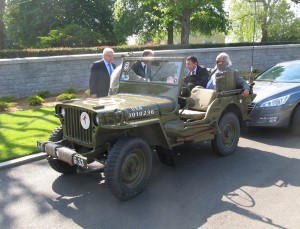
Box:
37;140;87;169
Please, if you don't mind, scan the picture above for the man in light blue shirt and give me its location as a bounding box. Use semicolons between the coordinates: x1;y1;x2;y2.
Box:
207;52;250;97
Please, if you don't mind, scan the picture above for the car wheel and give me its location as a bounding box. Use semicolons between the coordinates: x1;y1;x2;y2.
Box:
211;112;240;156
290;105;300;136
47;126;77;174
104;137;152;200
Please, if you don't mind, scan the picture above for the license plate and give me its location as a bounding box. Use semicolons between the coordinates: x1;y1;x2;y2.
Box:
73;154;87;168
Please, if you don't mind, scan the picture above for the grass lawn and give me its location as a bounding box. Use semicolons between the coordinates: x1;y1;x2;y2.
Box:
0;107;60;162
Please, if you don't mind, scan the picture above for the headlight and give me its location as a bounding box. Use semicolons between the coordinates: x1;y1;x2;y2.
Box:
260;95;290;107
95;115;100;125
61;108;65;117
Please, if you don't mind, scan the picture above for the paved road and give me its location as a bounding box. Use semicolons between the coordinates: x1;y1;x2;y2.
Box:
1;128;300;229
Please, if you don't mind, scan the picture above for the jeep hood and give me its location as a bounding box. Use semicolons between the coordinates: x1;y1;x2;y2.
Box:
61;93;176;113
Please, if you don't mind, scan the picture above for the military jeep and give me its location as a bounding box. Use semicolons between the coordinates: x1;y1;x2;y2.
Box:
37;56;254;200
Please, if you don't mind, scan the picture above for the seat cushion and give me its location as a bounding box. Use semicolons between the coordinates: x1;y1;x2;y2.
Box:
190;87;217;111
179;109;206;119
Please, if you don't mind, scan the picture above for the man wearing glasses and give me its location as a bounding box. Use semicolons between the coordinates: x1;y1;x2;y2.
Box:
207;52;249;97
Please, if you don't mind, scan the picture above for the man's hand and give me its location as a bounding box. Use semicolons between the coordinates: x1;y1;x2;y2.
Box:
241;89;249;97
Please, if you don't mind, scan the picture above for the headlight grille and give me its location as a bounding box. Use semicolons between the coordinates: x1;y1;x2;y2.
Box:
247;102;256;114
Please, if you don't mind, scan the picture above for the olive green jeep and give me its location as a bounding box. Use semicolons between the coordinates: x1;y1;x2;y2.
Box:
37;56;255;200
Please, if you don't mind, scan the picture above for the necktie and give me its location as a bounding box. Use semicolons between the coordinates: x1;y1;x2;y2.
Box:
144;65;147;76
108;64;113;76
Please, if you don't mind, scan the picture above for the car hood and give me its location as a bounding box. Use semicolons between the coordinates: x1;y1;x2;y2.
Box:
61;93;176;114
253;81;300;102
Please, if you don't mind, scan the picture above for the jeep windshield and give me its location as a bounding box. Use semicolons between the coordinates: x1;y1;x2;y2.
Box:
110;57;185;99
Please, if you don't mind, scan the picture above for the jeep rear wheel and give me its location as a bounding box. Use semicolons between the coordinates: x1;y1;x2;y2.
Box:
211;112;240;156
104;137;152;200
47;126;77;174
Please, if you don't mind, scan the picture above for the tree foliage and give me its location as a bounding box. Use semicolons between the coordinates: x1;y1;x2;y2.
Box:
37;24;102;48
229;0;300;43
114;0;229;45
4;0;116;48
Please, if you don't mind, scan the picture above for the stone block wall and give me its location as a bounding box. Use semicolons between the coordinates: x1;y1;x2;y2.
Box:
0;44;299;98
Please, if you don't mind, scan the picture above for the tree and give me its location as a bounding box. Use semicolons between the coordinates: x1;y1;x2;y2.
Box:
114;0;228;45
0;0;6;49
4;0;63;48
4;0;116;48
229;0;299;43
55;0;116;44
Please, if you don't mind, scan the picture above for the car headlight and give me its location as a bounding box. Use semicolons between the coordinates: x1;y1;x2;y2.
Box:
61;108;65;117
260;95;290;107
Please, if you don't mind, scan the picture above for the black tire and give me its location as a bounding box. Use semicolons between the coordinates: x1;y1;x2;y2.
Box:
47;126;77;174
104;137;152;200
211;112;240;156
290;105;300;136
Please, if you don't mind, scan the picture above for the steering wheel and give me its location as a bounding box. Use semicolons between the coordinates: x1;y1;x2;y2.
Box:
180;82;191;97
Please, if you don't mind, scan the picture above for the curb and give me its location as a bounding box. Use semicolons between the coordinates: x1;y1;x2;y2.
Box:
0;152;47;170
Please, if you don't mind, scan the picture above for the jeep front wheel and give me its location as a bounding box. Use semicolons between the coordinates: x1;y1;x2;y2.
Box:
47;126;77;174
104;137;152;200
211;112;240;156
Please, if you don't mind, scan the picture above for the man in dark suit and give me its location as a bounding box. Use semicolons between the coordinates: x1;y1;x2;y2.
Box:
131;49;154;81
89;47;116;98
184;56;209;91
206;52;250;97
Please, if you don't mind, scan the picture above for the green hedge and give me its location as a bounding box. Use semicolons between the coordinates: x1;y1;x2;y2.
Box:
1;42;299;59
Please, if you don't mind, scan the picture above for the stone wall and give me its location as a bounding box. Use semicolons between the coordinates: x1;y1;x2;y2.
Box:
1;44;299;98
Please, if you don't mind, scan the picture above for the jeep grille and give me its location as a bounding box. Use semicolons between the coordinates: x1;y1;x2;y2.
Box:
64;107;93;145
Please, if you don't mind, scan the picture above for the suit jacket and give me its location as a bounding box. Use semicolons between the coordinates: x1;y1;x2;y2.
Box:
184;65;209;90
131;61;145;78
89;59;116;97
131;61;152;81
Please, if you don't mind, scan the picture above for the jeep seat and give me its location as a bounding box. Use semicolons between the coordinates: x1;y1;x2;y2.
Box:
179;87;217;119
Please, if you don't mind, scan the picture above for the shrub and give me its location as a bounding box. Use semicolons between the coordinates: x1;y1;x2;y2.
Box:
85;89;90;95
26;95;45;106
0;102;17;111
64;88;78;94
56;93;77;101
0;102;10;111
36;90;52;98
0;95;15;102
253;68;261;74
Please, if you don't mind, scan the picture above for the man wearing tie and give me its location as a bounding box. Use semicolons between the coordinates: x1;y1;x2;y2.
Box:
184;56;209;91
131;49;154;81
89;47;116;98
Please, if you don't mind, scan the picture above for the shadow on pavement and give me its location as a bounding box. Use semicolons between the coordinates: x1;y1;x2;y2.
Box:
44;137;299;228
1;128;298;228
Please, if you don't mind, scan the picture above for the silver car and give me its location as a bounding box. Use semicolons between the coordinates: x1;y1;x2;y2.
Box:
247;60;300;135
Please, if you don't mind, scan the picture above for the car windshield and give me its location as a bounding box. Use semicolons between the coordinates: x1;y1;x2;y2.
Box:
255;62;300;83
109;57;185;98
120;58;183;84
